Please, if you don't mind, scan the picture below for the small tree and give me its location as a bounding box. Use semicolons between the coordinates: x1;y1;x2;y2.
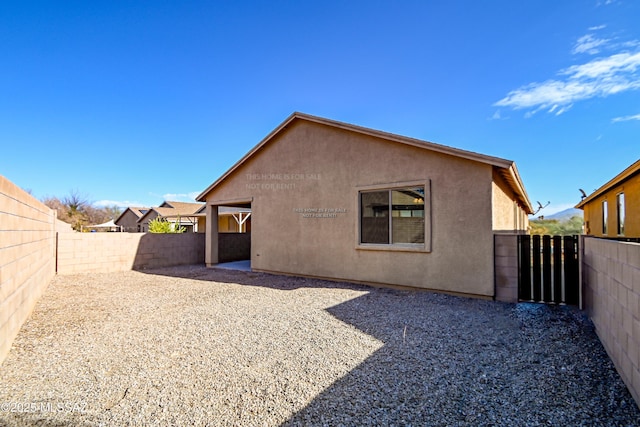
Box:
148;217;186;233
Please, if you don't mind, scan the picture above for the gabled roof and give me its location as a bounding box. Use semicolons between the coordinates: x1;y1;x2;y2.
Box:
137;202;205;223
114;206;150;224
576;159;640;209
159;201;204;214
197;112;533;213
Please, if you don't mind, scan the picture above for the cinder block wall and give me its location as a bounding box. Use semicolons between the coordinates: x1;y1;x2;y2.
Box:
0;175;56;363
219;233;251;263
494;234;519;303
57;232;205;274
583;237;640;408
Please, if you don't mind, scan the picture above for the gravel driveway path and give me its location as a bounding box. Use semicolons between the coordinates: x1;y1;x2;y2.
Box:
1;266;638;426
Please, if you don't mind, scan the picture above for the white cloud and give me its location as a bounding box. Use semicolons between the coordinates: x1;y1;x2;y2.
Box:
572;34;610;54
489;110;504;120
561;52;640;79
612;113;640;122
494;51;640;115
588;24;607;31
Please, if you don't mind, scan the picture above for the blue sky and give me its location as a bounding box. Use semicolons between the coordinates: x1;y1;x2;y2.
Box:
1;1;639;216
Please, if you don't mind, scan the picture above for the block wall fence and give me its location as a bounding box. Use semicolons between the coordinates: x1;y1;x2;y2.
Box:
1;175;209;364
0;175;57;364
56;232;205;274
582;237;640;407
3;174;639;410
494;234;519;303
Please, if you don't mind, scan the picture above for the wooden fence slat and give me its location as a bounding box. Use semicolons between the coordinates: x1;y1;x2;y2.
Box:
553;235;562;304
518;235;532;301
564;236;579;305
532;235;542;302
542;235;552;302
516;234;580;306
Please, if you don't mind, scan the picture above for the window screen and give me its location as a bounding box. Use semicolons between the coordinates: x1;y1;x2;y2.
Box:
360;191;389;244
360;186;425;245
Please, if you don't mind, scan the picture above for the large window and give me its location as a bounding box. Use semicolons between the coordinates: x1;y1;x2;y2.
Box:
360;186;425;245
602;200;608;235
617;193;625;235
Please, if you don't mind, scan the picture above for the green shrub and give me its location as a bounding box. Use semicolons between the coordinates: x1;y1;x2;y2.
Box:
148;217;186;233
529;215;583;235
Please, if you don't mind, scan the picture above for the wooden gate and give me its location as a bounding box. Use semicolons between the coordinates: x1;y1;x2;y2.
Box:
518;235;579;305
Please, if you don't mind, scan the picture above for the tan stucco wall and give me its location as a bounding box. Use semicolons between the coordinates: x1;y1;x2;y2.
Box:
492;169;529;233
138;211;160;233
197;216;206;233
204;120;504;297
116;210;142;232
0;175;56;364
582;173;640;237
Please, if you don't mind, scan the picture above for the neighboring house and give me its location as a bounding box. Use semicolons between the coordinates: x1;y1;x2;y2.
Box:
197;112;532;298
576;158;640;238
218;206;252;232
114;207;150;232
137;201;205;232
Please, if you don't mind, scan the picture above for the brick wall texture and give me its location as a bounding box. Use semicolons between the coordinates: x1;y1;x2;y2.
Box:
0;175;57;363
494;234;519;303
583;237;640;407
218;233;251;263
56;232;205;274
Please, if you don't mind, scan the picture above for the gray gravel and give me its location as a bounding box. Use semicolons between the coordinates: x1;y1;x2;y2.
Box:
0;265;638;426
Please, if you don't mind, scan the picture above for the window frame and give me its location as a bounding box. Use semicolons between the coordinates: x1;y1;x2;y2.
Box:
602;200;608;235
356;180;431;252
616;192;625;236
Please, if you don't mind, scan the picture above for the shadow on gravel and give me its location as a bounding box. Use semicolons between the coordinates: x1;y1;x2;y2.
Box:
142;265;640;426
140;264;375;292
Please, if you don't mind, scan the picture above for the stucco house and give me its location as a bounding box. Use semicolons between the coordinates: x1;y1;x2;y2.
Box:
576;158;640;238
115;207;150;232
137;201;204;233
197;112;532;298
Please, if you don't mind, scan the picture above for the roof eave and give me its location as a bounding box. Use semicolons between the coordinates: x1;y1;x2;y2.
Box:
197;112;525;203
575;158;640;209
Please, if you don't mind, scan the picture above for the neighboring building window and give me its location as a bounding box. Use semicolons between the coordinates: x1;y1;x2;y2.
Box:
617;193;625;235
602;200;608;235
360;186;425;245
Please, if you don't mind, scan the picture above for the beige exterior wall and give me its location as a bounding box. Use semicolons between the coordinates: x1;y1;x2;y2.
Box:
583;237;640;408
0;175;56;364
57;233;205;274
116;209;142;232
138;210;159;233
204;120;523;297
492;169;529;233
197;216;206;233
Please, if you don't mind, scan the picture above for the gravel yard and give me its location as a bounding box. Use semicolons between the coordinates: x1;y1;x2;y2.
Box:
1;266;639;426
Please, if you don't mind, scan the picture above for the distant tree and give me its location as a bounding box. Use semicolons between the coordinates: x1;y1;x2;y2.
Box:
61;190;89;216
84;205;110;226
42;191;122;231
102;205;123;221
530;216;583;235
